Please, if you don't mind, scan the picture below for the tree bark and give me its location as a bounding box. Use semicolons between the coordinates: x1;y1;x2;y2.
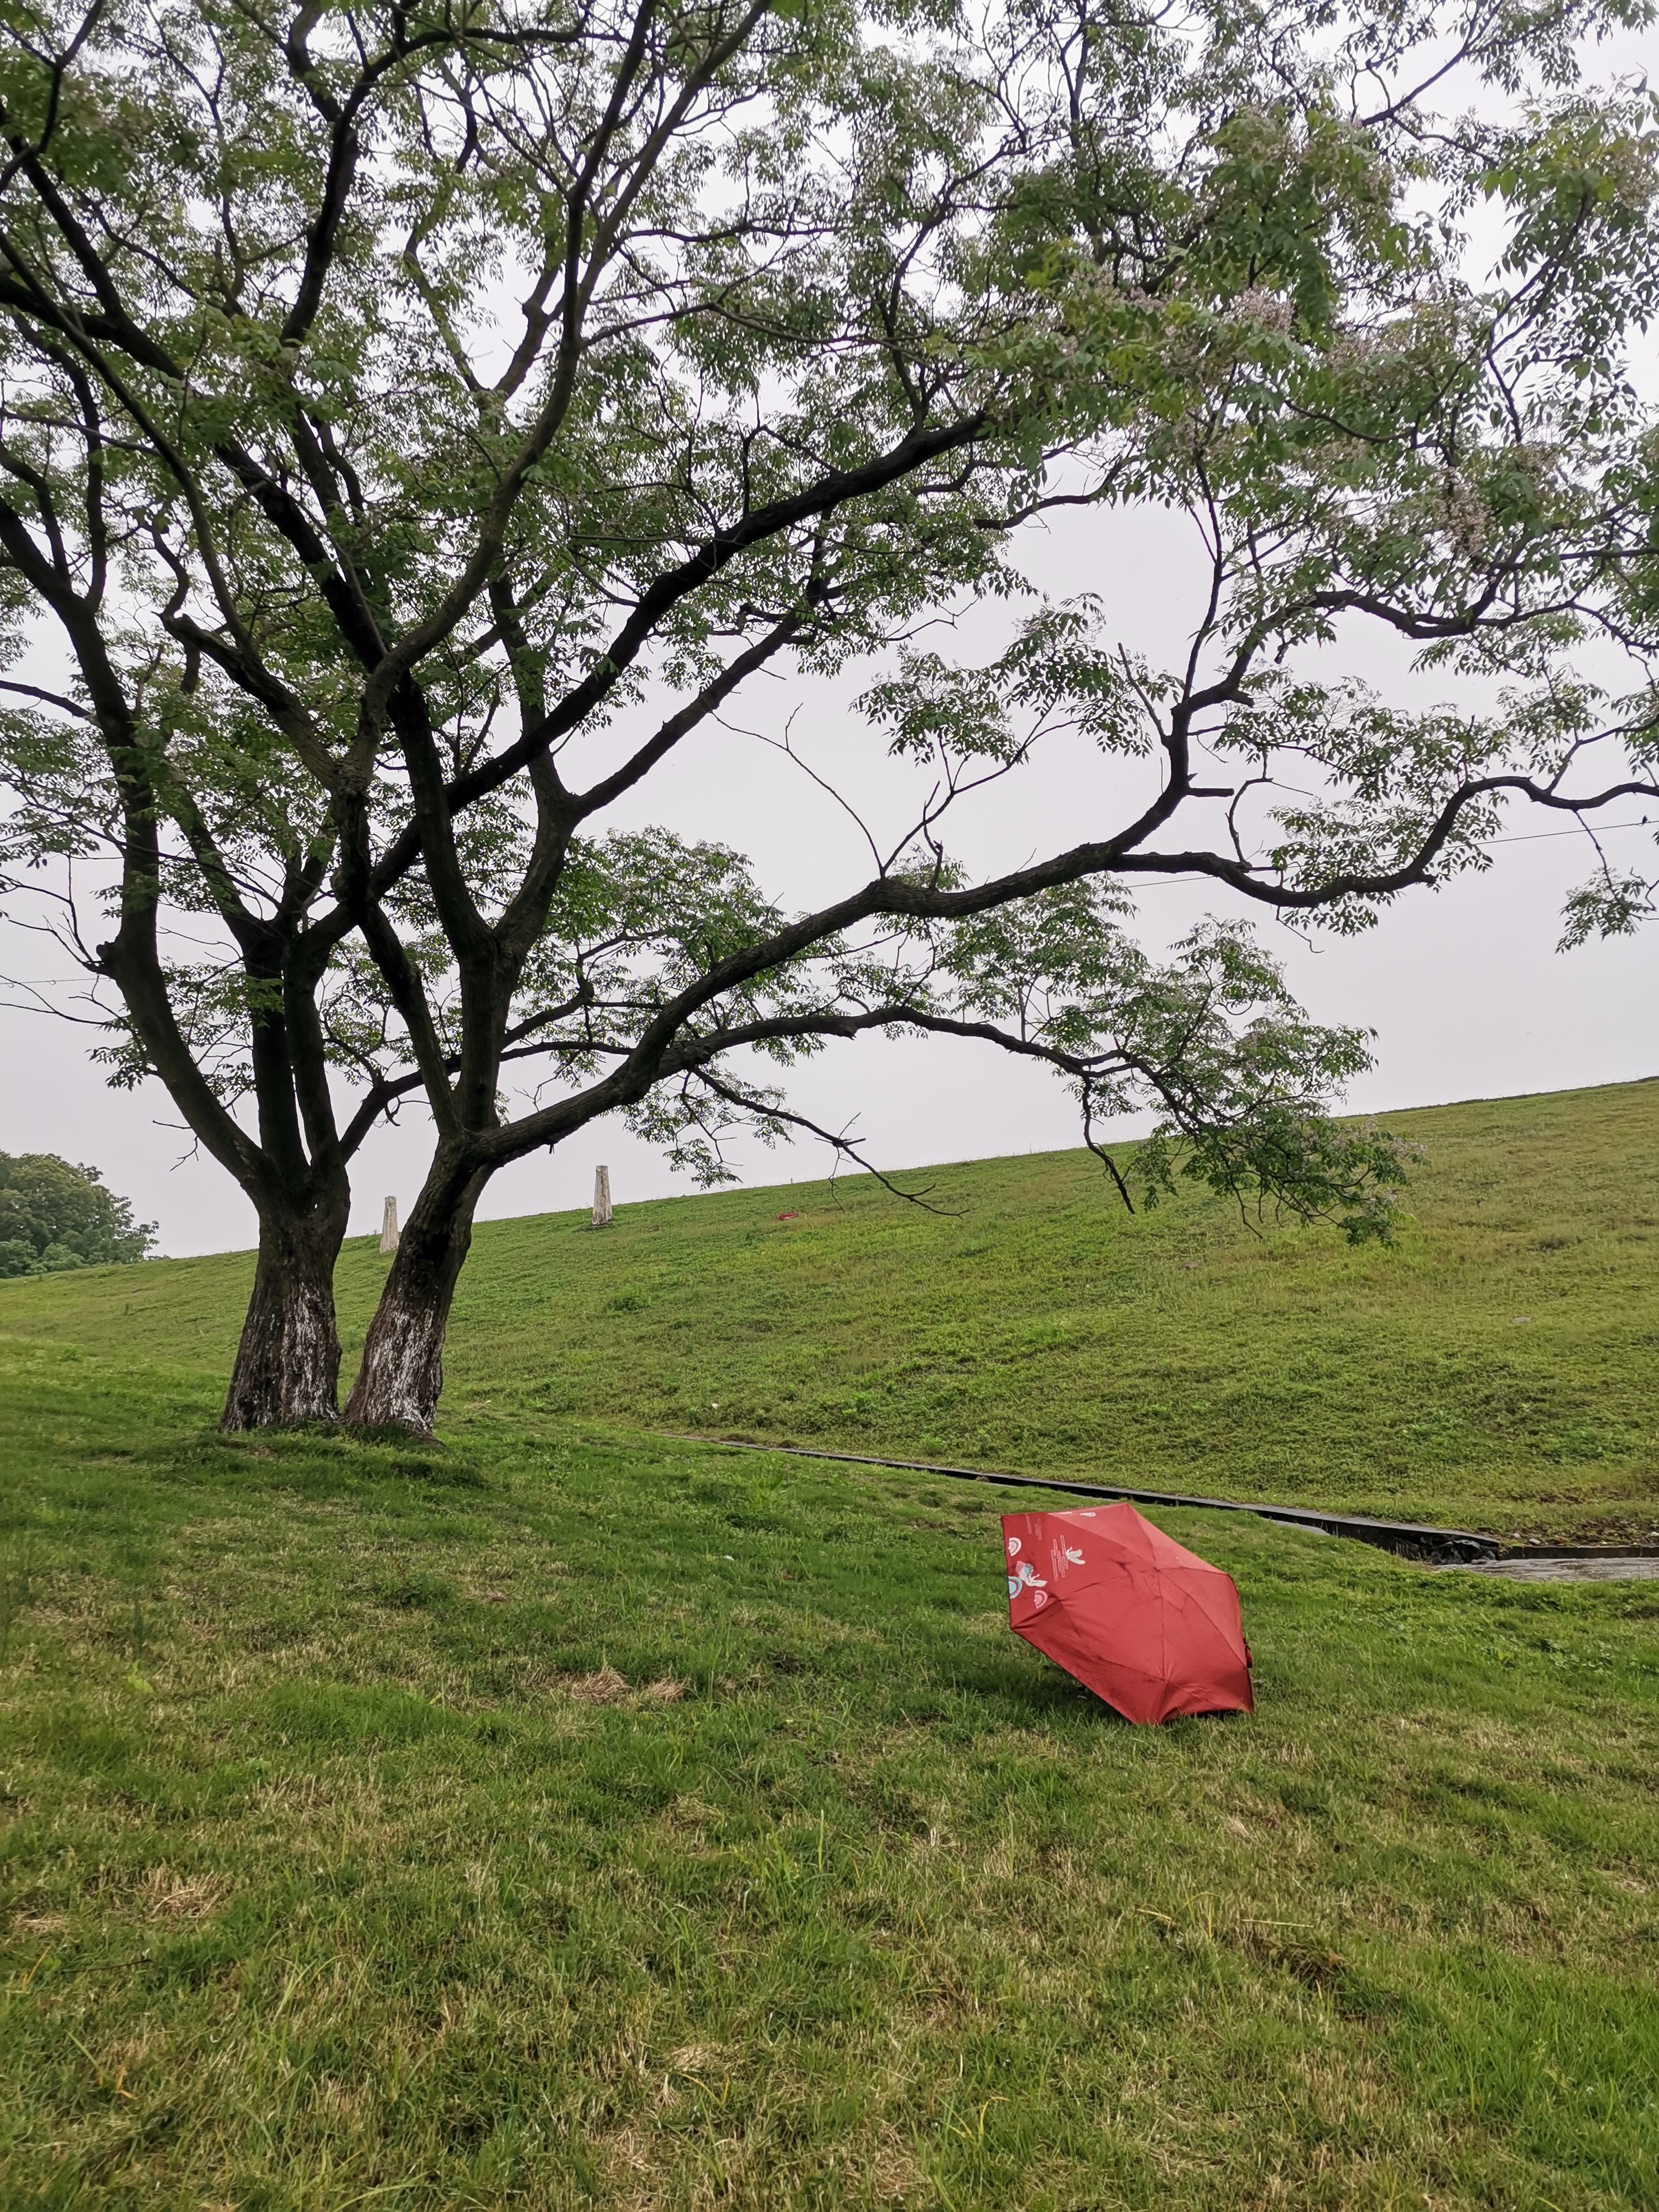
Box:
343;1154;489;1433
220;1199;349;1429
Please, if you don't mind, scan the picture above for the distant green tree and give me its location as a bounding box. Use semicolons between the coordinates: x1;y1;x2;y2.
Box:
0;1154;156;1277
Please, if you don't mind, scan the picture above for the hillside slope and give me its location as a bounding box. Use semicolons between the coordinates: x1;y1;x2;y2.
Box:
4;1078;1657;1538
3;1086;1658;2205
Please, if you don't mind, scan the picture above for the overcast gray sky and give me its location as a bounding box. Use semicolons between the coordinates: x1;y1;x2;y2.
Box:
4;485;1653;1257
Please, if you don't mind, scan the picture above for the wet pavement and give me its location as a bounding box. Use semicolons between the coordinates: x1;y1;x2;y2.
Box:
1442;1554;1659;1583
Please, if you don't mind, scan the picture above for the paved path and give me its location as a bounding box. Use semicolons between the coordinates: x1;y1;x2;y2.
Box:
1444;1555;1659;1583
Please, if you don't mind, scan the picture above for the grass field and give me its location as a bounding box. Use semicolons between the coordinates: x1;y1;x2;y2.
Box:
2;1081;1657;2206
13;1074;1659;1540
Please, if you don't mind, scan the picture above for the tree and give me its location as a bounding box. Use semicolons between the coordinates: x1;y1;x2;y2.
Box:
0;1151;154;1275
0;0;1655;1431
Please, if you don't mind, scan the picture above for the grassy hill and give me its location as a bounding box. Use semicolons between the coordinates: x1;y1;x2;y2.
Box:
2;1080;1657;2208
9;1076;1659;1541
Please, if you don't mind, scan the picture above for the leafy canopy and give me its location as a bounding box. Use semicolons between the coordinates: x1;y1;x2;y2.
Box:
0;0;1655;1310
0;1152;156;1276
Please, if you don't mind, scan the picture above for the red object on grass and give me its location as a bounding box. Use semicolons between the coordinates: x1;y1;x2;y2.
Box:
1003;1504;1253;1724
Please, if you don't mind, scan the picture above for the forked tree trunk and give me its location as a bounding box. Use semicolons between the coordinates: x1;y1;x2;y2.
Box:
344;1157;489;1433
220;1202;348;1430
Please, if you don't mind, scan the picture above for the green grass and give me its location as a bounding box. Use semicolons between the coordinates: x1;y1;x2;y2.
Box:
2;1081;1657;2206
12;1076;1659;1540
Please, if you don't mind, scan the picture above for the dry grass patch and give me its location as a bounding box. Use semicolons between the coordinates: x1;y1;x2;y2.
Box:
559;1663;688;1705
128;1865;231;1922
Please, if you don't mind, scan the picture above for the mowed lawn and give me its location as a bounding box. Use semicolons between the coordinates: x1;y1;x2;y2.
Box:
0;1083;1656;2206
13;1077;1659;1541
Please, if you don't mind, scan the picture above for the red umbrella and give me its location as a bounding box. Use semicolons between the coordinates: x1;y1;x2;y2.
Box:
1003;1503;1253;1724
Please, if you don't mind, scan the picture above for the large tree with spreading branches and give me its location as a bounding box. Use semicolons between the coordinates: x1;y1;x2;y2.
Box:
0;0;1656;1432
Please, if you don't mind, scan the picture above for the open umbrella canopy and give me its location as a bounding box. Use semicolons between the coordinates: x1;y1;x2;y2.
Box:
1003;1504;1253;1725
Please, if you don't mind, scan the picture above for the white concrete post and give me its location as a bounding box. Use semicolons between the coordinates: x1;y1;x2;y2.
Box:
379;1196;400;1255
591;1165;613;1229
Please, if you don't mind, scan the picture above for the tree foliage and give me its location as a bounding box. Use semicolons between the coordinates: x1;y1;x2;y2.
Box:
0;0;1654;1424
0;1151;155;1276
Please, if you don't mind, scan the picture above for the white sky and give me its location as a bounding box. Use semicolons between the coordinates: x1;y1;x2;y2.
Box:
3;495;1654;1257
5;19;1657;1256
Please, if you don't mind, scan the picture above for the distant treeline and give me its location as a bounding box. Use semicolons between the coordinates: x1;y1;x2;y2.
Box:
0;1154;155;1277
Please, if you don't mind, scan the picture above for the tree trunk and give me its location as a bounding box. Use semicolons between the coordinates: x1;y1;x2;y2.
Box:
343;1157;488;1434
220;1204;348;1430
